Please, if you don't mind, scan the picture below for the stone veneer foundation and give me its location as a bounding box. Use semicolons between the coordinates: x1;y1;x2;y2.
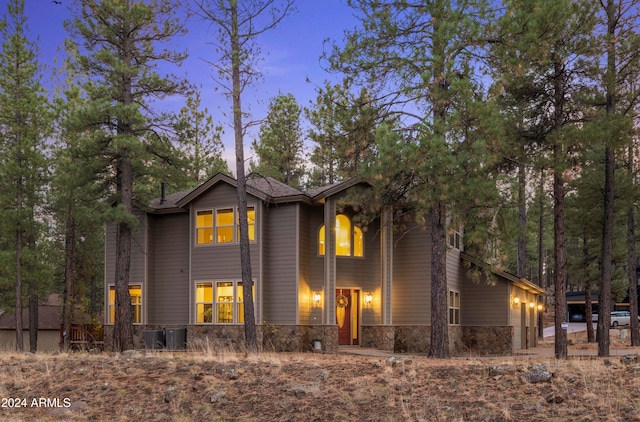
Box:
103;324;513;356
103;324;339;353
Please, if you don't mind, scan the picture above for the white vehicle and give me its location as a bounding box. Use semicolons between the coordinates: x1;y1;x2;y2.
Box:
592;311;638;327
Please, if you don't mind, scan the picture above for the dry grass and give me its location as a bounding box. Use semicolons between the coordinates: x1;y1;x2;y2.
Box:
1;340;640;421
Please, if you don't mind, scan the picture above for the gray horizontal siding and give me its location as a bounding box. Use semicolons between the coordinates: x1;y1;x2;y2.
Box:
392;222;431;324
190;183;261;280
263;204;298;324
298;205;311;324
461;276;509;326
148;213;190;325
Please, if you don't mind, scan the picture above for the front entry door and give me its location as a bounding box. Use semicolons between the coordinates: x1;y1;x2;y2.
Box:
336;289;359;345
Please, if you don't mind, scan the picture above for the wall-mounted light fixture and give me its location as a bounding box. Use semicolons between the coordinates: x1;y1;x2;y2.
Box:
312;291;322;304
537;304;544;311
513;297;520;304
529;302;535;308
364;292;373;305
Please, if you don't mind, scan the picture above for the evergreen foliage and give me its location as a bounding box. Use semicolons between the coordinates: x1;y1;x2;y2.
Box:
0;0;51;352
251;93;305;188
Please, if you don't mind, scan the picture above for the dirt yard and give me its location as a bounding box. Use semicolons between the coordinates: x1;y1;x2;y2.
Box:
1;338;640;421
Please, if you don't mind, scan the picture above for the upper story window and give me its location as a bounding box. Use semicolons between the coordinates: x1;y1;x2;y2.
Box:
319;214;363;257
448;230;463;251
196;206;255;245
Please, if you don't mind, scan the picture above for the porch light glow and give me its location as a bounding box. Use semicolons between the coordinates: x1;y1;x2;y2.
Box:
537;304;543;311
312;291;322;304
529;302;535;308
364;292;373;304
513;297;520;304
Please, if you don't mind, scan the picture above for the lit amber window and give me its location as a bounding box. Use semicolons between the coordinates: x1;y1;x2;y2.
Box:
319;226;325;255
354;226;363;257
237;207;255;242
196;210;213;244
318;214;363;257
335;214;351;256
195;283;213;323
216;208;234;243
108;285;142;324
202;281;254;324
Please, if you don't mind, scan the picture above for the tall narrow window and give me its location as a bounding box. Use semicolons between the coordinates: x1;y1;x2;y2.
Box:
449;291;460;325
196;210;213;244
216;281;234;323
354;226;363;257
237;207;255;241
108;285;142;324
195;283;213;323
335;214;351;256
319;214;364;257
216;208;234;243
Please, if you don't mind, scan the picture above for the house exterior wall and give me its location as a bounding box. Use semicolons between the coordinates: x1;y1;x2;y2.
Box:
392;222;431;325
101;177;543;356
104;208;148;324
461;276;510;326
262;203;299;325
189;183;261;282
298;204;313;325
148;212;189;325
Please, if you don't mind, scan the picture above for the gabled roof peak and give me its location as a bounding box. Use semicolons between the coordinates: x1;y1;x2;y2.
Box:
145;173;368;212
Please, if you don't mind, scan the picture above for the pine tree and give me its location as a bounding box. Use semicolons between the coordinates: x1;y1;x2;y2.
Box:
329;0;499;358
0;0;50;352
490;0;597;359
173;91;229;186
305;81;379;188
194;0;294;352
65;0;189;352
251;93;305;188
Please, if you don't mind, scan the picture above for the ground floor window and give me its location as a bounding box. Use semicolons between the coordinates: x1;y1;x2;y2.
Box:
195;280;254;324
107;284;142;324
448;290;460;325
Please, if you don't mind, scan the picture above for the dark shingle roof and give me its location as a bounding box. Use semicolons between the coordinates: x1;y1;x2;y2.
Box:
148;189;194;209
246;177;304;198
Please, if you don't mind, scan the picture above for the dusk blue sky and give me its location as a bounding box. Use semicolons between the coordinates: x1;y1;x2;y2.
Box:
17;0;360;173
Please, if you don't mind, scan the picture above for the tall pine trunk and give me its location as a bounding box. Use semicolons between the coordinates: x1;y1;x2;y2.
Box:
28;233;37;353
63;213;75;351
553;59;568;359
628;145;639;345
113;155;134;352
15;228;23;352
598;0;618;357
429;204;449;358
230;2;257;352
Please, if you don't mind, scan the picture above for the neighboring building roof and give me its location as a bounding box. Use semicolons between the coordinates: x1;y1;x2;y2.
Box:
0;303;94;331
0;306;62;330
460;252;545;295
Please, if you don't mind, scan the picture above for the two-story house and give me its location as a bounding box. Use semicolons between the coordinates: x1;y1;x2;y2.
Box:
104;173;544;355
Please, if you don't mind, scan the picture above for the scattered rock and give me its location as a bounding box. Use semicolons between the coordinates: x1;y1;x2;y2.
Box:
620;355;638;365
210;391;225;403
523;363;553;383
488;364;517;376
387;356;400;367
164;386;177;403
545;392;564;403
